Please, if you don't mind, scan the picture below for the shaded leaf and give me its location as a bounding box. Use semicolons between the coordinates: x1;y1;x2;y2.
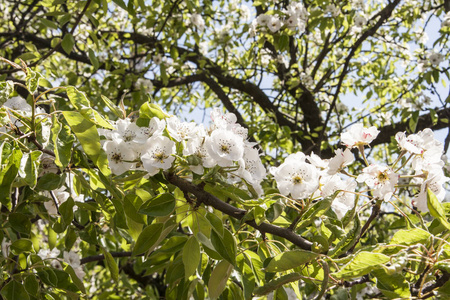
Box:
183;236;201;279
133;223;164;255
208;260;233;300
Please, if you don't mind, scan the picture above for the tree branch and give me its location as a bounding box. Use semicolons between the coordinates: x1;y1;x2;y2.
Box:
165;172;313;251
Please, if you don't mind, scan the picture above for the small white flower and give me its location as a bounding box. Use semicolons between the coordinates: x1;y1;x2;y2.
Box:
141;135;176;175
328;148;355;175
412;169;448;212
237;146;266;185
270;152;319;199
322;176;357;219
136;78;153;93
3;96;31;112
38;248;61;260
395;132;424;154
267;16;282;33
39;154;59;176
428;51;444;66
286;2;308;20
134;117;166;144
354;14;367;27
110;118;140;144
63;251;85;280
104;140;137;175
324;4;340;17
153;53;163;65
64;251;81;267
357;165;398;201
205;129;245;167
166;116;197;142
256;14;271;27
190;13;205;31
341;123;379;148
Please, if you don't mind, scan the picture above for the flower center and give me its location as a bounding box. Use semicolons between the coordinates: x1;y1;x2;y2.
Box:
377;171;389;182
111;153;122;163
292;175;303;184
153;151;168;163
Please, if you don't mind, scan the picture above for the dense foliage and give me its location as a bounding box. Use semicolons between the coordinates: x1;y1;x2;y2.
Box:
1;0;450;299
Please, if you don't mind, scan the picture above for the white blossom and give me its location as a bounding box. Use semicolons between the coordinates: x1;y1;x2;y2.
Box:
166;116;197;142
237;146;266;185
205;129;245;167
141;135;176;175
322;176;357;219
412;169;448;212
267;16;282;33
428;51;444;66
104;140;137;175
354;14;367;27
64;251;85;280
328;148;355;175
190;13;205;31
357;165;399;201
341;123;379;148
136;78;153;93
270;152;319;199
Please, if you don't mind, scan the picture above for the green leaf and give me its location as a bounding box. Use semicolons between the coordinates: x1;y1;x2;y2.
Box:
101;247;119;282
61;33;75;55
390;228;431;246
101;95;123;119
139;101;169;120
64;265;86;293
139;193;175;217
408;110;420;132
373;268;411;298
10;239;33;254
210;228;236;266
329;215;361;258
25;68;42;94
0;146;22;210
333;252;390;279
123;194;145;224
18;150;41;188
183;236;201;280
59;197;74;227
132;223;164;255
427;188;450;230
254;273;303;296
297;196;333;229
66;87;114;129
36;172;64;191
112;0;128;10
1;280;30;300
88;49;99;70
0;80;14;105
208;260;233;300
24;275;39;295
206;212;224;237
9;213;32;234
62;111;110;176
51;116;74;169
110;197;128;229
265;250;319;272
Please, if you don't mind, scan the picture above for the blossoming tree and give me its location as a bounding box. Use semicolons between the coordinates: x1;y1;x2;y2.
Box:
1;0;450;299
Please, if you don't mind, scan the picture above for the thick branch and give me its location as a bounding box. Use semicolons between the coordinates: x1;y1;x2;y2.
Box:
372;107;450;146
165;172;313;251
319;0;402;151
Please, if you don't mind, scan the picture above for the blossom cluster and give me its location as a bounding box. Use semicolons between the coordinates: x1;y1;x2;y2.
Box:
99;108;266;193
249;2;308;35
270;123;448;218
